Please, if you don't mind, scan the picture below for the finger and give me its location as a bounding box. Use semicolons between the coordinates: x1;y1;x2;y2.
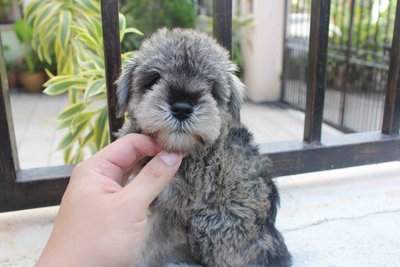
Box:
76;134;161;185
121;151;182;211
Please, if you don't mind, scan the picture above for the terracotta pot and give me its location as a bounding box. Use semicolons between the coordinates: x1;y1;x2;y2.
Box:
7;72;19;89
20;71;46;93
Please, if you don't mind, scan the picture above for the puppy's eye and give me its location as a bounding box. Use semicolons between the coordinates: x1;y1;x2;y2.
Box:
143;71;161;90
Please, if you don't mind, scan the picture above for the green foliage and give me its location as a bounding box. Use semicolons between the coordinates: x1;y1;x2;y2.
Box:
289;0;396;92
25;0;141;163
120;0;196;52
14;19;33;42
13;18;41;72
328;0;395;91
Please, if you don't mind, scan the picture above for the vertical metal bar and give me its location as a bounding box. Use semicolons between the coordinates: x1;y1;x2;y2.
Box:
365;0;374;51
333;0;340;45
356;0;364;48
280;0;289;102
385;0;394;46
339;0;347;47
0;33;19;187
373;0;382;54
296;0;305;107
294;0;301;108
213;0;232;54
101;0;124;141
339;0;356;129
303;0;331;144
382;0;400;135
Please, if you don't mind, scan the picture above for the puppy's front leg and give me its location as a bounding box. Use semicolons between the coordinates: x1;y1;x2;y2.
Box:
188;212;259;267
135;211;181;267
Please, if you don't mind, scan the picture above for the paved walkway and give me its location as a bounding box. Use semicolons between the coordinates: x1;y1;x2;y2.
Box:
10;90;67;169
1;91;399;266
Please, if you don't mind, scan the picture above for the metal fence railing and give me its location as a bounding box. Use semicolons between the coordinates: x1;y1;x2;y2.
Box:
282;0;397;132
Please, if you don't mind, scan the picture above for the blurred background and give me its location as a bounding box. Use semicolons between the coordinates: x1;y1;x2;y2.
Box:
0;0;396;168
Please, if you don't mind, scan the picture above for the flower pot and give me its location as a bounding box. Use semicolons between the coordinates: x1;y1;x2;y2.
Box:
20;71;46;93
7;71;19;89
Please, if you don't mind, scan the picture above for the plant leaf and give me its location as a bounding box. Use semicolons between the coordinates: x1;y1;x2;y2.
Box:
57;102;85;121
44;77;87;95
77;58;97;71
94;108;109;150
57;119;89;150
124;27;144;36
81;126;94;148
76;32;99;52
57;132;75;151
45;68;55;78
63;146;73;164
58;10;72;50
25;0;49;25
122;51;135;60
119;13;126;41
84;79;105;102
33;2;63;30
75;0;101;17
57;116;75;129
71;111;96;128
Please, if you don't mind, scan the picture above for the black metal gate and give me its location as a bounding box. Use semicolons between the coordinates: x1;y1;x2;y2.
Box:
1;0;400;213
282;0;397;133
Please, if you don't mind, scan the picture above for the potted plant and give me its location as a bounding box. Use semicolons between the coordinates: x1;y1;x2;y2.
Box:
3;45;19;89
14;18;46;92
5;60;19;89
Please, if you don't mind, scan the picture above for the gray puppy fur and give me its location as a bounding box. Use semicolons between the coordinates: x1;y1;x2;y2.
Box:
116;28;291;267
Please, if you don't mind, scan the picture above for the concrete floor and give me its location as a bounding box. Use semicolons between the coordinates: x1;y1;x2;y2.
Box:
1;91;399;266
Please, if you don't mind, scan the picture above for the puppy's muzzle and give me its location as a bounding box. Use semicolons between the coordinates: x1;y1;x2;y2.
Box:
171;102;193;121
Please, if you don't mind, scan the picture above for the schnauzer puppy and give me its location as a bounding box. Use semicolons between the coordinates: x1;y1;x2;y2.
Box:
116;28;291;267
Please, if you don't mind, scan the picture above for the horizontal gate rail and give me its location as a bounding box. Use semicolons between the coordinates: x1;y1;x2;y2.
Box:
260;132;400;177
0;0;399;213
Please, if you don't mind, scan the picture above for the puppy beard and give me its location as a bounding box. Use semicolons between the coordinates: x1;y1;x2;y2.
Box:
133;88;222;153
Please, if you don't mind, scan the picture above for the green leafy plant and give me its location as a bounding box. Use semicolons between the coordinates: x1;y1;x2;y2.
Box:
120;0;196;52
25;0;141;163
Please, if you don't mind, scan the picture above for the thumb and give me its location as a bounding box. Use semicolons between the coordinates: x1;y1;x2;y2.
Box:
122;151;182;211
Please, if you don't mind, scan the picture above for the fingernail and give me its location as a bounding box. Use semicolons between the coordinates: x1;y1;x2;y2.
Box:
159;151;180;166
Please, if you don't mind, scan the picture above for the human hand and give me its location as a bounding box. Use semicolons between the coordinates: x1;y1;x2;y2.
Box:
36;134;183;267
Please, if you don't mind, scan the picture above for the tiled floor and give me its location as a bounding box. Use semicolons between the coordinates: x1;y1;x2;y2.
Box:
2;91;400;267
10;90;67;169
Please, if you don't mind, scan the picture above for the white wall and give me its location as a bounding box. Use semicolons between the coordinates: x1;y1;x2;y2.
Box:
239;0;285;102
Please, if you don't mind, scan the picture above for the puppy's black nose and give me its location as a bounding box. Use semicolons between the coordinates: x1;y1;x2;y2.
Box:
171;102;193;121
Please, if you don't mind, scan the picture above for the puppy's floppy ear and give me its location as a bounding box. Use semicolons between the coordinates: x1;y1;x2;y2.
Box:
116;58;137;118
227;66;245;122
